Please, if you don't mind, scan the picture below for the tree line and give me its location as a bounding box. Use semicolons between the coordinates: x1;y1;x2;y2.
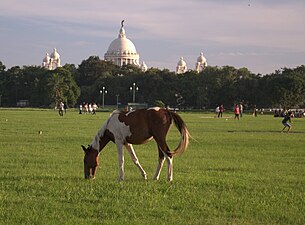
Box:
0;56;304;110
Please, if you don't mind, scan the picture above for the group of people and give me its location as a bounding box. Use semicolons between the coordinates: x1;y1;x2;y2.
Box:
215;103;296;133
79;102;98;115
215;103;244;120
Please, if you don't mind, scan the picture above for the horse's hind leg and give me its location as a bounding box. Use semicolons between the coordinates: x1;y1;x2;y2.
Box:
153;148;165;180
165;155;173;182
125;143;147;180
154;140;174;181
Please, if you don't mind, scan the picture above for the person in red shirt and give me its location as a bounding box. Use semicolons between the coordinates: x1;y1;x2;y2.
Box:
234;104;240;120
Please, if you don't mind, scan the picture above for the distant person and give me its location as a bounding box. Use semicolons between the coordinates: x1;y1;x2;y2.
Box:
59;101;64;116
79;103;83;114
88;103;93;114
215;105;220;118
281;111;293;133
64;102;67;114
84;103;88;114
218;104;224;118
92;103;98;115
253;105;257;117
234;104;240;120
239;103;243;117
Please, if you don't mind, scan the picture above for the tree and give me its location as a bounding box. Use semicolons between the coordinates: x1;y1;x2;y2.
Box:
47;68;80;107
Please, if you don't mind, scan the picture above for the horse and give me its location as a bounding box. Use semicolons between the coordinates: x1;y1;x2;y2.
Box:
81;107;190;181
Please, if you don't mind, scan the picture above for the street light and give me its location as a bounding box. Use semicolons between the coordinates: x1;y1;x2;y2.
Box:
116;94;119;109
99;86;107;108
129;82;139;103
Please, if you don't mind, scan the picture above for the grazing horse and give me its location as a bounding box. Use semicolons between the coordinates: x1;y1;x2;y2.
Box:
81;107;190;181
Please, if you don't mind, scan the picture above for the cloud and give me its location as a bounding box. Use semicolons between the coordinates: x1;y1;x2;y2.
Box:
0;0;304;73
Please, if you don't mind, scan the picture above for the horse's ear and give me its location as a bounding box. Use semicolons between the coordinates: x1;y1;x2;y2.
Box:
81;145;87;152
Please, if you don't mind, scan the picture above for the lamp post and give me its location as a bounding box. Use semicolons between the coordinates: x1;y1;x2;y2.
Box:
116;94;119;109
129;82;139;103
99;86;107;108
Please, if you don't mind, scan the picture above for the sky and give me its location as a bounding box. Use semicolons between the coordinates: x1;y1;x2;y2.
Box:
0;0;304;74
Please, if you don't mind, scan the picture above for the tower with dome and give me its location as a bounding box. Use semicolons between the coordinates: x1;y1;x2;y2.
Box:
176;52;207;74
104;20;147;71
42;48;61;70
176;57;188;74
195;52;207;73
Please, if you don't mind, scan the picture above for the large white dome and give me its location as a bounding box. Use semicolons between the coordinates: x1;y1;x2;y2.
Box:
104;21;140;66
106;37;138;55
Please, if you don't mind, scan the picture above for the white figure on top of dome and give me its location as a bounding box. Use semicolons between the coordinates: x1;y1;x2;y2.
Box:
42;48;61;70
195;52;207;73
176;57;188;74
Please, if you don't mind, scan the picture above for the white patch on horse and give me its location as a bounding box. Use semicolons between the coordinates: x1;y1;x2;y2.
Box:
125;110;134;116
90;119;108;152
90;110;120;151
107;113;132;142
148;107;161;111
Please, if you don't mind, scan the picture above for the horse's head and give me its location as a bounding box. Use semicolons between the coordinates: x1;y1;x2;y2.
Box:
81;145;99;179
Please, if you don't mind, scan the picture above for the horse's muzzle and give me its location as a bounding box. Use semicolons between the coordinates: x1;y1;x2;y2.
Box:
84;167;97;179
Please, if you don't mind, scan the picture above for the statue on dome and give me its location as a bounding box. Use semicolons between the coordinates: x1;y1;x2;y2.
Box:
121;20;125;28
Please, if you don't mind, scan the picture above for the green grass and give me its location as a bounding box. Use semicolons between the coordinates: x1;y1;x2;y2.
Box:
0;109;304;225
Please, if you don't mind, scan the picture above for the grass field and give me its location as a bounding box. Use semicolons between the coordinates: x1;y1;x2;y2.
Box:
0;108;304;225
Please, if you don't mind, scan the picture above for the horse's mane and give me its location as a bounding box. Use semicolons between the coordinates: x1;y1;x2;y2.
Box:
90;110;120;151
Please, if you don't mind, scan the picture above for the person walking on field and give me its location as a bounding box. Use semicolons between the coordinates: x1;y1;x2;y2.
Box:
215;105;220;118
239;103;243;117
281;111;293;133
253;105;258;117
218;104;224;118
58;101;64;116
234;104;240;120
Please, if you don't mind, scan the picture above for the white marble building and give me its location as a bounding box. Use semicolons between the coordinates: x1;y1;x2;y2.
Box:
42;48;61;70
104;20;147;71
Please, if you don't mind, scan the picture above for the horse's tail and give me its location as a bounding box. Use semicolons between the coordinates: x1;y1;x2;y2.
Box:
169;111;190;156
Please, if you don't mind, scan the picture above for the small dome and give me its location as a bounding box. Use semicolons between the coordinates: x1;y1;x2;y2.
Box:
177;57;187;66
50;48;60;60
197;52;207;63
43;53;50;63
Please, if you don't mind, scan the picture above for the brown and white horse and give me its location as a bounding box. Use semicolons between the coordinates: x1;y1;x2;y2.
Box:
81;107;190;181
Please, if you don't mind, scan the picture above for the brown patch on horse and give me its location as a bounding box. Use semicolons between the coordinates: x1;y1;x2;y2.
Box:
118;110;154;145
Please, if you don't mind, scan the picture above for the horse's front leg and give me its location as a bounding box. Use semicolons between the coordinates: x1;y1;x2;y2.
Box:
125;143;147;180
116;142;124;181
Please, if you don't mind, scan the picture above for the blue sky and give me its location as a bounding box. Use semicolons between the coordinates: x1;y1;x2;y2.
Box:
0;0;304;74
